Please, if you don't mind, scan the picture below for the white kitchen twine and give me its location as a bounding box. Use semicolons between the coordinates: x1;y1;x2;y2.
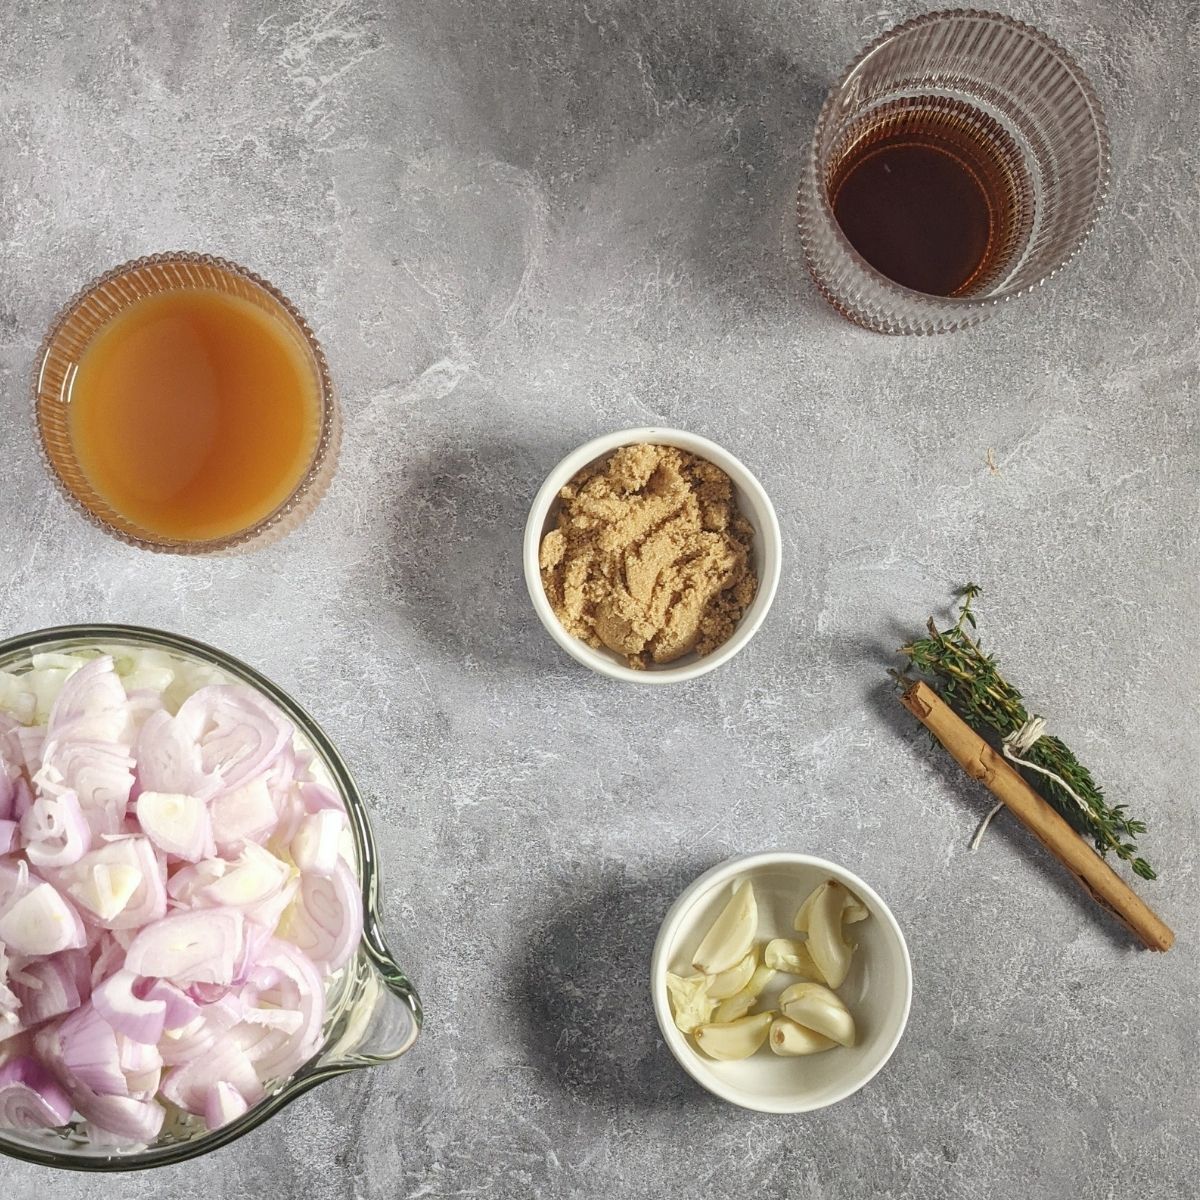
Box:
968;716;1095;852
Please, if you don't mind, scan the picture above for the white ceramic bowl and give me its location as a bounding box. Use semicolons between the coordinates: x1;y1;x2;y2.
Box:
523;428;782;683
651;852;912;1113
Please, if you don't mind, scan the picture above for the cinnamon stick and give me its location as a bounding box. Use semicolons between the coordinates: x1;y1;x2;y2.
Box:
900;680;1174;951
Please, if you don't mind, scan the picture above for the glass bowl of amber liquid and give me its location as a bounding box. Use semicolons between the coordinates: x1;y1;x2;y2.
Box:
34;252;340;554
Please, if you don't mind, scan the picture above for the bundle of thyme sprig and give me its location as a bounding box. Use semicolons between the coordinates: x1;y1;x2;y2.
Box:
893;584;1155;880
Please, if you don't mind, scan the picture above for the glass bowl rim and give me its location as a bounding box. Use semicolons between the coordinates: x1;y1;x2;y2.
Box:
0;622;420;1172
798;7;1112;314
32;251;338;554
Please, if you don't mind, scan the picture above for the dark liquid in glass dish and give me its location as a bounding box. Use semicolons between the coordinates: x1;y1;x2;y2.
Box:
827;98;1029;297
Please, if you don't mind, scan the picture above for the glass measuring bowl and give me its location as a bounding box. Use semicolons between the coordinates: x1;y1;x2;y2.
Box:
0;625;421;1171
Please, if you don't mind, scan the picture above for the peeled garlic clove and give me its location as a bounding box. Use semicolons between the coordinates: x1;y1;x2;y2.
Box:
712;963;776;1023
843;892;869;924
763;938;823;980
779;982;856;1047
769;1016;837;1056
796;881;856;988
793;879;867;931
693;1011;774;1061
705;946;758;1000
665;972;717;1034
692;880;757;975
712;992;755;1024
793;882;822;934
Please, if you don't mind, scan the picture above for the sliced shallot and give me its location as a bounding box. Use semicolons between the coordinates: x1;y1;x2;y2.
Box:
92;970;165;1045
21;789;90;869
0;1055;73;1129
280;859;361;972
124;908;245;986
0;882;87;956
0;652;360;1147
135;791;213;862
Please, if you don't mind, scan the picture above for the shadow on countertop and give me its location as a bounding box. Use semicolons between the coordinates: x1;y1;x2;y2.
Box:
380;434;584;677
512;858;721;1111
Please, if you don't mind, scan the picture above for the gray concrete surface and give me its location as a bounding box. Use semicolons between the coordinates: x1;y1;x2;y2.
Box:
1;0;1197;1196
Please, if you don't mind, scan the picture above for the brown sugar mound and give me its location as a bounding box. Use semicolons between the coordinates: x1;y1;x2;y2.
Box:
538;443;758;668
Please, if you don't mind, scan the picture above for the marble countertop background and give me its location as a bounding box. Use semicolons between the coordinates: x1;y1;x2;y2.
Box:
1;0;1196;1196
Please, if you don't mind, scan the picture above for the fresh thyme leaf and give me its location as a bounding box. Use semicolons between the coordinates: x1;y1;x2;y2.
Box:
896;585;1157;881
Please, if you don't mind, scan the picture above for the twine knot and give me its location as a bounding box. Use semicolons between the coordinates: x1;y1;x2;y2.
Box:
969;715;1092;853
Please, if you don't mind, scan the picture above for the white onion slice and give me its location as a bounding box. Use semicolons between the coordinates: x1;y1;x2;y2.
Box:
0;945;20;1025
12;728;43;776
0;857;31;910
0;676;37;726
135;792;213;862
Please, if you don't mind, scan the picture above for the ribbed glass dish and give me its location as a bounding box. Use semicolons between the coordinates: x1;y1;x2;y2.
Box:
34;253;340;553
798;9;1110;334
0;625;421;1172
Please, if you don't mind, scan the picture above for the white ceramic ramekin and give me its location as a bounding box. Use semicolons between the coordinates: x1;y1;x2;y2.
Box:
651;852;912;1113
523;428;782;684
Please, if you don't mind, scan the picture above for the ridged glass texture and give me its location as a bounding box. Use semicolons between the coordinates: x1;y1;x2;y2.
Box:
798;10;1109;334
34;253;341;553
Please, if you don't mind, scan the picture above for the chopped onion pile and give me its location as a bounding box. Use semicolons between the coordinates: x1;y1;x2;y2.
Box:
0;649;361;1148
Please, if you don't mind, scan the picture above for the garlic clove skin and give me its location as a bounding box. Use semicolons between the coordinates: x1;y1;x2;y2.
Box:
692;880;757;975
712;964;776;1024
693;1011;774;1061
779;981;856;1047
665;972;717;1034
769;1016;837;1056
705;946;758;1000
763;937;824;981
